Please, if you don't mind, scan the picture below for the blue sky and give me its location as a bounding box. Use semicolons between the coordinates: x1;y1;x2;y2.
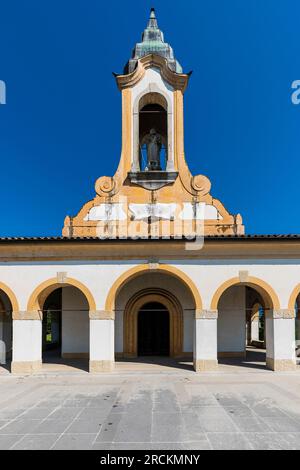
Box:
0;0;299;236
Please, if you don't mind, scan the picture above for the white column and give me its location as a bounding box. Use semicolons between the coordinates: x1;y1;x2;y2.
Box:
193;310;218;372
11;317;42;374
266;309;296;371
251;318;259;342
89;311;115;372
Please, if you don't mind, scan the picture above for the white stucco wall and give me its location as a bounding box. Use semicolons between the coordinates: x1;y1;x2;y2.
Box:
61;286;89;354
194;318;218;361
2;259;300;315
13;320;42;362
272;318;295;359
266;314;295;361
218;285;246;353
90;319;114;362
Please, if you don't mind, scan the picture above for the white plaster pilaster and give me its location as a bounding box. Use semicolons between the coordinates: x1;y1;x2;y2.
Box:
89;316;115;372
11;319;42;374
266;309;296;371
193;310;218;371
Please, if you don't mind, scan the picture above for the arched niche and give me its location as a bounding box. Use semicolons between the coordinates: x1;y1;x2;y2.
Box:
131;88;174;173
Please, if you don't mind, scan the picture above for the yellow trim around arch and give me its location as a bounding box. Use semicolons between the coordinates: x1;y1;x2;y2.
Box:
0;281;19;314
27;277;96;312
105;264;203;312
210;276;280;310
123;288;183;358
288;284;300;310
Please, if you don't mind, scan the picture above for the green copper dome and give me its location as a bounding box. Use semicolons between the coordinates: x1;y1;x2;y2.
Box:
125;8;183;74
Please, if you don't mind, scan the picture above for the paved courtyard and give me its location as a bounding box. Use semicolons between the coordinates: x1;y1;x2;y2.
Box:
1;361;300;450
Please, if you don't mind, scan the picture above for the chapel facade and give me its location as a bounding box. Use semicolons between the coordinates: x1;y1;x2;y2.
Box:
0;9;299;375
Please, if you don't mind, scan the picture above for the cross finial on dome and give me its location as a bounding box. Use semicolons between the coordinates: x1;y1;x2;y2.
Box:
148;8;158;28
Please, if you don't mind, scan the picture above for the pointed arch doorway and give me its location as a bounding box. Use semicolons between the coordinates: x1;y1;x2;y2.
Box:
123;289;183;358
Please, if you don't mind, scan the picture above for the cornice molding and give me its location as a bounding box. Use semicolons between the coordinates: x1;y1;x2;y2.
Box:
115;54;190;92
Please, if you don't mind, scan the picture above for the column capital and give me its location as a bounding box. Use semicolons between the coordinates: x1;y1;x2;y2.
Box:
89;310;115;320
13;311;42;320
272;309;295;319
195;309;218;319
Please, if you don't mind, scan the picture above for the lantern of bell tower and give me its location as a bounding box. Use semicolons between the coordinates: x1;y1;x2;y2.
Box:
115;7;190;190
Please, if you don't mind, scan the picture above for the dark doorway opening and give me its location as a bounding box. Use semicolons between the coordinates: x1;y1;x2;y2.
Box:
138;302;170;356
0;290;13;372
42;288;62;360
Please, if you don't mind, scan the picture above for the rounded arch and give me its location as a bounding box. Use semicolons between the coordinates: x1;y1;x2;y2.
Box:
27;277;96;312
133;89;171;114
139;92;168;112
210;276;280;311
132;84;174;173
105;264;202;312
288;284;300;310
0;281;19;314
124;288;183;357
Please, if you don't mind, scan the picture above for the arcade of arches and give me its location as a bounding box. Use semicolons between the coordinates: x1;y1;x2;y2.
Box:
0;270;299;374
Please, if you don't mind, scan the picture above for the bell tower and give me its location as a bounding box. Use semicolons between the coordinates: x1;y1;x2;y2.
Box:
63;8;244;238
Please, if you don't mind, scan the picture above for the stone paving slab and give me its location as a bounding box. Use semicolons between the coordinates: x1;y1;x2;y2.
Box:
12;433;60;450
0;370;300;449
66;419;102;434
206;432;253;450
52;433;97;450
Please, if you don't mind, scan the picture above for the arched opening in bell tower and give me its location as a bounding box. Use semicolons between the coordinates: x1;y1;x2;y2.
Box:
137;92;169;172
128;83;178;189
139;93;168;171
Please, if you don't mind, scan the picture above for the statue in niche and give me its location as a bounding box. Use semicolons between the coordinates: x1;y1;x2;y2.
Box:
144;128;162;171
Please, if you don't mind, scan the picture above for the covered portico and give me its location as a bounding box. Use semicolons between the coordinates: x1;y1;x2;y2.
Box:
0;237;298;375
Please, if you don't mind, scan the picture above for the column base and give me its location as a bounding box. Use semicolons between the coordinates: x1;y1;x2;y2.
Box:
194;359;218;372
89;360;115;373
266;357;297;371
11;360;42;375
